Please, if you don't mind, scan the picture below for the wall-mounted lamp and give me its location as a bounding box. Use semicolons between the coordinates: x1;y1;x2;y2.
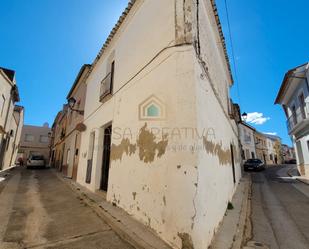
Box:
241;112;248;122
68;97;84;115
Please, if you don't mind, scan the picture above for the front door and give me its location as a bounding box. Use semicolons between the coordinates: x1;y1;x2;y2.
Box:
100;125;112;191
72;133;80;181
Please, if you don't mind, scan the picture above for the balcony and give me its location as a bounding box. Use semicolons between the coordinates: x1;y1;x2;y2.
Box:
287;103;309;134
100;72;112;102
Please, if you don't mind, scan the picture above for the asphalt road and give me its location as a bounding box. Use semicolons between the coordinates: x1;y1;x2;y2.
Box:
249;164;309;249
0;167;134;249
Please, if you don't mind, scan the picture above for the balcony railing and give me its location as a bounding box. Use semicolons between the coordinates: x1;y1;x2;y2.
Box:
100;72;112;101
287;103;309;133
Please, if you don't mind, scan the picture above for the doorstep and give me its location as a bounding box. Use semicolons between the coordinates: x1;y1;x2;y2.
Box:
51;169;172;249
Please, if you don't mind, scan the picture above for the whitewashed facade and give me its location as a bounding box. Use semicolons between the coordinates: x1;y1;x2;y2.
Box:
239;122;256;160
275;62;309;178
77;1;242;248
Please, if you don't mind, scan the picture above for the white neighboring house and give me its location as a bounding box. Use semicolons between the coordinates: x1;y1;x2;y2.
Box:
239;122;257;161
281;144;296;163
0;67;21;171
265;137;276;164
275;62;309;178
76;1;242;248
19;124;51;163
264;134;282;165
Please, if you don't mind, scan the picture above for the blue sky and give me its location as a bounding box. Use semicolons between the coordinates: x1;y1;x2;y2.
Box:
0;0;308;146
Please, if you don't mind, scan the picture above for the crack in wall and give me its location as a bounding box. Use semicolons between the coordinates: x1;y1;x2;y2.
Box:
191;166;199;230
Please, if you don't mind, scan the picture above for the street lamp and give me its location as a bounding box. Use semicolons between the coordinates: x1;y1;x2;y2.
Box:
241;112;248;122
67;97;84;115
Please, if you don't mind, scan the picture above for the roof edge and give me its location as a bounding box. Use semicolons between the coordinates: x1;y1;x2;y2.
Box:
66;64;91;99
275;62;308;104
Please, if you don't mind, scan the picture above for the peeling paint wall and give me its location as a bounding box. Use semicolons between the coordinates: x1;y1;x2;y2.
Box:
77;1;242;249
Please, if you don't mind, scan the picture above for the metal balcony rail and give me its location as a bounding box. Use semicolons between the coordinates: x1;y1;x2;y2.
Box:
100;72;112;101
287;103;309;132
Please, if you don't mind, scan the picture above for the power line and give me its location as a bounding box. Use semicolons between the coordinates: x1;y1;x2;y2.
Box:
224;0;241;106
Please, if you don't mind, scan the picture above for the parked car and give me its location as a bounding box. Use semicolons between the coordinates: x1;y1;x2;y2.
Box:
285;159;297;164
244;159;265;171
27;155;45;168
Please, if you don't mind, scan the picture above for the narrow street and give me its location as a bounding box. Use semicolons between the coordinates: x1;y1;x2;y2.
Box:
0;167;134;249
249;165;309;249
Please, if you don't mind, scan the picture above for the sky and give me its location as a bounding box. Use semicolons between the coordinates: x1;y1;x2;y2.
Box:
0;0;308;146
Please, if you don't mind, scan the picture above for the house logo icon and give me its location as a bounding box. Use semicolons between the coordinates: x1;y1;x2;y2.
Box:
138;95;166;120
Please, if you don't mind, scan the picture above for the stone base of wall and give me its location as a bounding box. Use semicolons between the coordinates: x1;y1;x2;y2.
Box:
298;164;309;178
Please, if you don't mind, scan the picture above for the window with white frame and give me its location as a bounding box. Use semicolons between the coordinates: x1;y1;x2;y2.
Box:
25;134;34;142
39;135;49;143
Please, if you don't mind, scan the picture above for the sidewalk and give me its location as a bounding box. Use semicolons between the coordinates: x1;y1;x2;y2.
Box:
51;169;172;249
210;174;252;249
0;165;18;175
287;165;309;185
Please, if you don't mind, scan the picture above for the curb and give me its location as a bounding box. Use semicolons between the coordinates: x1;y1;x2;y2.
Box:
0;165;18;175
233;174;252;249
210;174;252;249
51;169;172;249
287;166;309;185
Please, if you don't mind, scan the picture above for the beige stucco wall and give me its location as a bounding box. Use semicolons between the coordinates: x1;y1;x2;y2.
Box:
77;0;241;248
0;70;14;131
19;125;51;161
1;108;24;170
0;70;22;170
63;69;88;178
13;108;24;165
294;134;309;178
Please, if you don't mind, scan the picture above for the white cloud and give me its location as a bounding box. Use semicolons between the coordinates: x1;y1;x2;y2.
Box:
243;112;270;125
263;132;277;136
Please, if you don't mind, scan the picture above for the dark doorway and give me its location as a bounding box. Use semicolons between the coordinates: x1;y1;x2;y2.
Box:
230;144;236;184
0;138;7;170
100;125;112;191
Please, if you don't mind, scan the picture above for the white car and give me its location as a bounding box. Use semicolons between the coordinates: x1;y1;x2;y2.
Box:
27;155;45;168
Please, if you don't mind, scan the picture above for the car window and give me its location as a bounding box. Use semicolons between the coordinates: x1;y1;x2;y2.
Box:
31;156;44;160
247;159;262;163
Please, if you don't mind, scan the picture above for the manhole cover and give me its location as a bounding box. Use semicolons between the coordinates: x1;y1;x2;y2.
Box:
254;242;264;247
246;241;269;249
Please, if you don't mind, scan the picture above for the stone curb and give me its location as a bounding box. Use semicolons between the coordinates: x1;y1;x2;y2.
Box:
0;165;18;175
287;166;309;185
233;174;252;249
209;174;252;249
50;169;172;249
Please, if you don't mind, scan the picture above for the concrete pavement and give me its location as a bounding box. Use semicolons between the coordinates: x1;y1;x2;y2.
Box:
245;164;309;249
210;175;252;249
0;167;134;249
